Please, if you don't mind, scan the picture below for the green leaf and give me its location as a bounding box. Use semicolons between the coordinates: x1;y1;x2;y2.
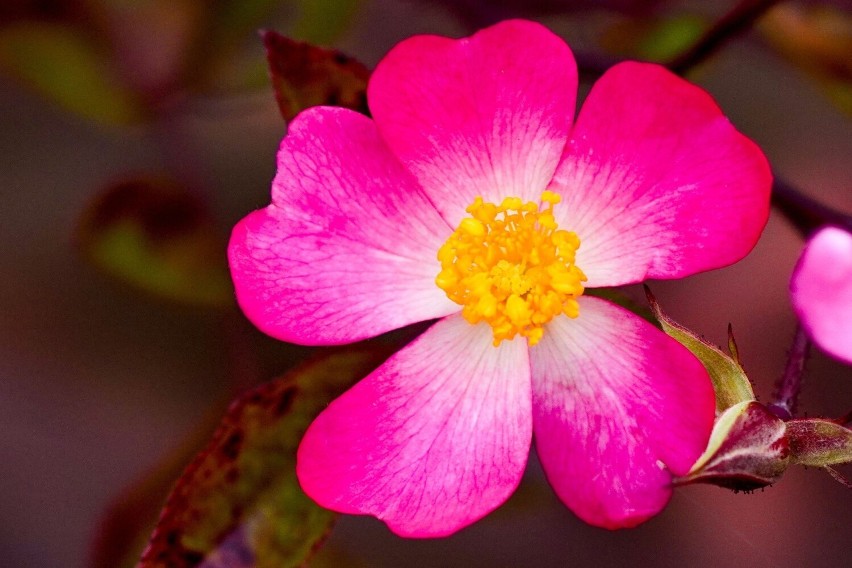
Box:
262;29;370;122
636;15;707;62
292;0;361;45
646;286;755;413
77;177;232;308
786;418;852;467
0;22;142;124
139;347;389;568
677;401;789;491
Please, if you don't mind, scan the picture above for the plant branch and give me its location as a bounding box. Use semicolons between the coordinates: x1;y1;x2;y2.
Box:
668;0;784;75
771;178;852;238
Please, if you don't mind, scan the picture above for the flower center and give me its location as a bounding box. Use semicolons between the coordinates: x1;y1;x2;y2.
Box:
436;191;587;346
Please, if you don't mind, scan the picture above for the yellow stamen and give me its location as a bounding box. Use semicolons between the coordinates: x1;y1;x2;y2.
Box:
436;193;587;346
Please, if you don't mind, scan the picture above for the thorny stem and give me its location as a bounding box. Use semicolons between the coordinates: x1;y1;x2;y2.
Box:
770;178;852;238
667;0;784;75
768;325;811;420
574;0;783;78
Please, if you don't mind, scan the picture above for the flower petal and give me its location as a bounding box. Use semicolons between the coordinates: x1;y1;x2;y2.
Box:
368;19;577;225
551;62;772;287
297;314;532;537
790;226;852;364
530;296;715;528
228;107;458;345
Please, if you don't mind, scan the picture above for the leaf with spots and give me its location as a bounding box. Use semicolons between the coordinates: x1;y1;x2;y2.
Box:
262;29;370;122
138;348;389;568
77;176;232;308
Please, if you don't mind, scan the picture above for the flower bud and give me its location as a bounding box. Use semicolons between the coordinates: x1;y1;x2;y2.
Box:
676;401;789;491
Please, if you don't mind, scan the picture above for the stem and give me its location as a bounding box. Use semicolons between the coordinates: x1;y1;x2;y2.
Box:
668;0;783;75
771;178;852;238
768;325;811;420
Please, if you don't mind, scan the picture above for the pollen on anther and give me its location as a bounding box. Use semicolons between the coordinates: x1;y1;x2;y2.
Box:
435;192;587;346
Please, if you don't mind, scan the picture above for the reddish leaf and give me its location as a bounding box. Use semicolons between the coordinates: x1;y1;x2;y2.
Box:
138;347;389;568
262;29;370;121
787;418;852;467
676;401;789;492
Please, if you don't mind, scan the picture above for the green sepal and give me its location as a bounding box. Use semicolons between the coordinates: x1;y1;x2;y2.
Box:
645;286;755;413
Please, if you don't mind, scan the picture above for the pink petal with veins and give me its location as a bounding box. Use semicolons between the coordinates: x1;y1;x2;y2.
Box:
228;107;456;345
369;19;577;225
297;314;531;537
551;62;771;287
531;296;715;528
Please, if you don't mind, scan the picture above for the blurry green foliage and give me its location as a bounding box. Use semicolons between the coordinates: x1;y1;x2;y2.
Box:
760;4;852;115
635;14;706;62
77;177;233;308
602;13;707;63
292;0;361;44
0;22;143;124
0;0;365;123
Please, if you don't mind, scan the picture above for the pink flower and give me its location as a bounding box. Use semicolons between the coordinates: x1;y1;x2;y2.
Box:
228;20;771;535
790;226;852;364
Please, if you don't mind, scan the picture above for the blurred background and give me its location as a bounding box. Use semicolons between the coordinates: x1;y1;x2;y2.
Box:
0;0;850;566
